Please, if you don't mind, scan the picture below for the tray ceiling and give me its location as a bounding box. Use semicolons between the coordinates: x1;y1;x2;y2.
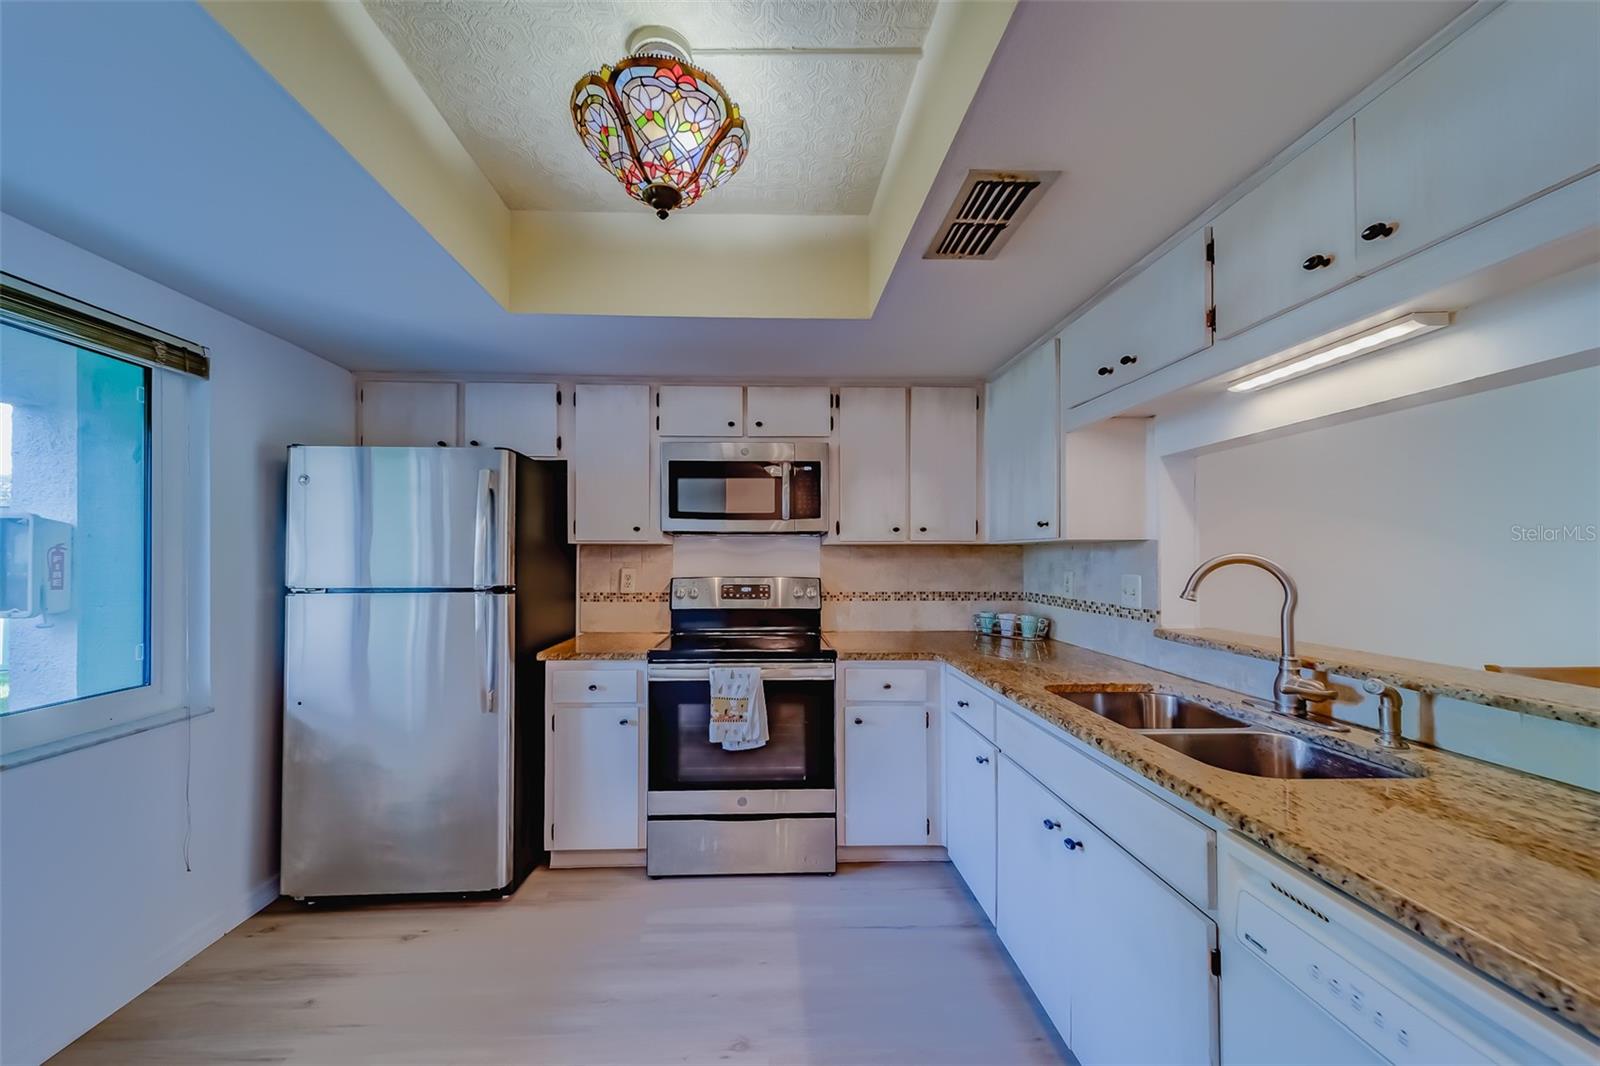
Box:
363;0;937;215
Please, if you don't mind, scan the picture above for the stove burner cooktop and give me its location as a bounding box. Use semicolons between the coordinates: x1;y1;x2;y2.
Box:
647;629;832;663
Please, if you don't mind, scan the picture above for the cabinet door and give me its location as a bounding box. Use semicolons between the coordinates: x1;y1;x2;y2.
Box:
909;386;979;542
359;381;458;446
462;382;558;456
1354;2;1600;272
1211;121;1356;338
984;342;1058;541
836;387;909;542
657;385;743;436
842;704;928;845
943;713;997;922
549;704;641;850
1059;228;1212;407
1062;802;1216;1065
572;384;652;542
996;756;1075;1042
747;386;832;437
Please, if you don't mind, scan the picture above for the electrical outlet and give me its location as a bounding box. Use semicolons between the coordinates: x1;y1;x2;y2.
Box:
619;567;638;593
1061;572;1075;598
1120;574;1142;609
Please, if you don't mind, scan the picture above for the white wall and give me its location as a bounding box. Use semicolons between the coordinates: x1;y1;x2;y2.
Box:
0;215;355;1064
1192;365;1600;668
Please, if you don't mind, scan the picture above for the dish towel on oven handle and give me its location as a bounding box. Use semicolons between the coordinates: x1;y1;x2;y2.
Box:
708;666;769;751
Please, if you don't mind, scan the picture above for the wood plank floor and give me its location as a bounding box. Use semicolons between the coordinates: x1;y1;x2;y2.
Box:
58;863;1069;1065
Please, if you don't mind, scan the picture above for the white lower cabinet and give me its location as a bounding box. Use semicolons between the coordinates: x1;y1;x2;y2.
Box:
548;702;642;850
997;756;1078;1039
942;712;997;921
842;703;929;845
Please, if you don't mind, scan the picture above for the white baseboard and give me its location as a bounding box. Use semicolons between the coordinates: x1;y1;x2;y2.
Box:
548;849;646;869
837;845;949;862
15;876;280;1066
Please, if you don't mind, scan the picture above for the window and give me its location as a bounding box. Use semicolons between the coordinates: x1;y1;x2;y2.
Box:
1;324;151;716
0;274;207;765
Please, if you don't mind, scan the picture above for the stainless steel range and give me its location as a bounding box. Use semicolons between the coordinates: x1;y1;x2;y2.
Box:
645;576;836;877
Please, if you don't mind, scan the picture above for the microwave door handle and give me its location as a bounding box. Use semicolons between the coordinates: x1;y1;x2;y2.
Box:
781;463;792;522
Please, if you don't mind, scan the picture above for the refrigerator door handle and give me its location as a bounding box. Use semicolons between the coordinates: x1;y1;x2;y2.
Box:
473;468;498;588
476;592;497;712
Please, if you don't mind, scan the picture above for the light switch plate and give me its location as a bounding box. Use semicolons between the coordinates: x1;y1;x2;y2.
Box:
1120;574;1142;609
1061;572;1075;598
619;567;638;593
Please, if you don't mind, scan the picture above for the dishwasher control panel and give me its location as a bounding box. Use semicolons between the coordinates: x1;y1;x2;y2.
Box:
1235;889;1491;1065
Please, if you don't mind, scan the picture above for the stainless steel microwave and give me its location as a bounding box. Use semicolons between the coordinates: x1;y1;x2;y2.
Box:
660;442;828;534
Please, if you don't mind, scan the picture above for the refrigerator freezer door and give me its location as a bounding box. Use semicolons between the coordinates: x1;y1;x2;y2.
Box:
286;447;514;591
282;590;514;897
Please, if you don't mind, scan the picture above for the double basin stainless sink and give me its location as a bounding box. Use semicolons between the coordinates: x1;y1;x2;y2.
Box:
1047;689;1417;780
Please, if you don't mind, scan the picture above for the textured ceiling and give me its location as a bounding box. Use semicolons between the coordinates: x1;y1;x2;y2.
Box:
363;0;937;214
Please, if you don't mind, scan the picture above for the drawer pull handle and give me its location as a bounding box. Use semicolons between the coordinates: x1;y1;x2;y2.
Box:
853;716;864;725
1096;366;1113;376
882;682;893;690
1361;221;1396;242
1301;253;1334;271
1063;837;1084;851
956;700;970;708
1036;520;1050;528
1042;818;1060;830
1119;355;1137;366
975;755;990;765
619;718;632;726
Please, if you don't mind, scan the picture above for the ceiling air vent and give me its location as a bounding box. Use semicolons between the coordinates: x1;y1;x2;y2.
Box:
924;170;1058;260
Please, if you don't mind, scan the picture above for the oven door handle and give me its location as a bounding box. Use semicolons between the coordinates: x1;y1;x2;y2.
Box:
648;661;836;682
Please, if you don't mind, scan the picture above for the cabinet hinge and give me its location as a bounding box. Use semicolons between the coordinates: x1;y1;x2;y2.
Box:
1210;948;1221;977
556;434;562;451
835;520;840;535
655;415;660;430
976;394;981;410
1205;237;1214;264
551;824;555;840
925;710;930;728
556;389;562;406
829;416;834;431
358;387;364;402
572;391;577;407
655;392;660;407
926;818;931;837
1205;307;1216;331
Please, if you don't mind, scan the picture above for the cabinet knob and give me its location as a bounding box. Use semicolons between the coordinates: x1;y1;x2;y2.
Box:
1063;837;1084;851
975;755;990;765
1302;253;1334;271
619;718;632;726
727;420;736;427
436;440;448;447
1042;818;1060;830
853;716;864;725
1119;355;1138;366
1036;520;1050;528
918;526;928;533
632;525;641;532
588;684;599;691
1096;366;1113;376
956;700;970;708
1361;221;1396;242
469;439;481;447
754;420;764;428
891;526;901;533
882;682;893;690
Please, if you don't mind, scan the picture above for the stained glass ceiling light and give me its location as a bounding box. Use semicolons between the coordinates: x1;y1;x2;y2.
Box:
570;26;749;219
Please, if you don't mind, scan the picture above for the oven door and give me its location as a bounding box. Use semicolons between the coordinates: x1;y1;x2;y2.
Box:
646;661;835;812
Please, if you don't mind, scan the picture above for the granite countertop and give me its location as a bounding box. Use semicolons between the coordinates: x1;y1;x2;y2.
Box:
539;629;1600;1038
1156;626;1600;728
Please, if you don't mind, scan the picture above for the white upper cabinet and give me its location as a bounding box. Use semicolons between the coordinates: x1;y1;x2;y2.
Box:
746;386;833;437
1059;418;1146;541
836;387;909;542
462;382;559;456
1059;228;1211;409
1354;2;1600;272
656;385;743;436
1211;121;1356;339
909;386;979;542
572;384;653;542
359;381;458;446
984;342;1059;541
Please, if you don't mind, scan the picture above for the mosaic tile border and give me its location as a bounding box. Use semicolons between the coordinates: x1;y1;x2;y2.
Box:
1024;590;1160;624
579;591;669;603
821;590;1022;603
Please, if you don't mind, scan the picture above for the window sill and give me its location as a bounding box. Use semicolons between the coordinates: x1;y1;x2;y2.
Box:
0;704;214;771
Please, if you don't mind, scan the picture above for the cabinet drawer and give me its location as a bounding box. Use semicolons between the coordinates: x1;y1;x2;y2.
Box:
997;703;1212;907
944;671;996;739
550;667;642;704
843;666;929;703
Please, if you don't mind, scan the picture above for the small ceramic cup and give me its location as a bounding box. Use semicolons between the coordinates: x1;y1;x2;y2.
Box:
974;611;996;634
996;612;1019;637
1019;614;1044;640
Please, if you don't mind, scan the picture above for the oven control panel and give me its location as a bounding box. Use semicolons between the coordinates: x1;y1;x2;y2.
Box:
670;576;821;609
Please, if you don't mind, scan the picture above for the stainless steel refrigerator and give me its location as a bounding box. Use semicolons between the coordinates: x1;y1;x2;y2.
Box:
281;446;574;900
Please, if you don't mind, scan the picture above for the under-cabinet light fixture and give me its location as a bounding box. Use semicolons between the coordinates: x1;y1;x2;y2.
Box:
1227;312;1452;393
